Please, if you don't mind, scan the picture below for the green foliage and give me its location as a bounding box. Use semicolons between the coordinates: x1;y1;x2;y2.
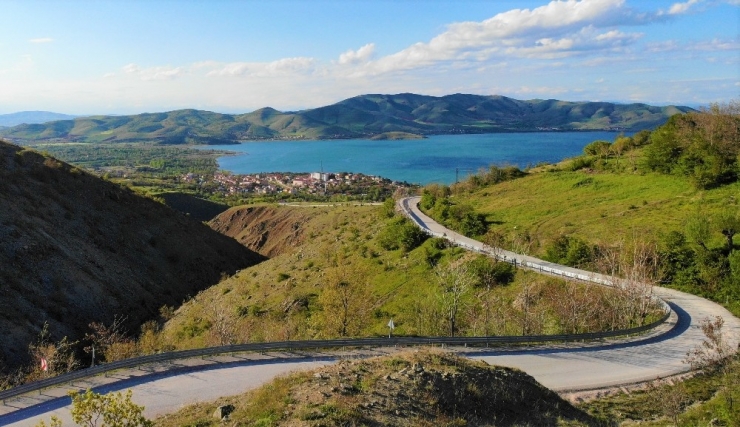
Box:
467;256;515;288
377;216;427;252
543;235;593;268
567;155;594;171
36;143;223;177
642;103;740;189
380;197;396;218
36;389;152;427
453;164;527;192
420;186;488;237
583;140;611;156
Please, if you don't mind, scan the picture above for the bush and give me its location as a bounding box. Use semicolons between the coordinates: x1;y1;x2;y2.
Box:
468;256;516;287
544;235;593;268
378;217;428;252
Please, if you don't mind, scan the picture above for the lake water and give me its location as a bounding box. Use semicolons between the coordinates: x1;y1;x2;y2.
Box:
206;132;622;185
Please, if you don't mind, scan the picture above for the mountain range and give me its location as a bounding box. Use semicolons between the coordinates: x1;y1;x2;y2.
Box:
0;94;693;144
0;111;78;128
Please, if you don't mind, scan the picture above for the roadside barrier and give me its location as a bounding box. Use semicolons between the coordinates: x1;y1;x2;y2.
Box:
0;311;669;403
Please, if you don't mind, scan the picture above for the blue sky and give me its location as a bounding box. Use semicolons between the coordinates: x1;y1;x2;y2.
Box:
0;0;738;114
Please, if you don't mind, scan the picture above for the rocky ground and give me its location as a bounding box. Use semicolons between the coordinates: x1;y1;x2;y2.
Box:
155;350;599;426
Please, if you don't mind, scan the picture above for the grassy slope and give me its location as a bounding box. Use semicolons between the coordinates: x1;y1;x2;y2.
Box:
466;168;737;255
161;202;660;350
161;205;447;347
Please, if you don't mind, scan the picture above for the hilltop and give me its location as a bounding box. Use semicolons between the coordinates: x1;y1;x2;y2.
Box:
155;350;597;426
0;140;265;370
0;94;692;144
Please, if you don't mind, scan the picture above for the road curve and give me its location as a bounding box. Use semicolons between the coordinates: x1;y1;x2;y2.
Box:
400;196;740;390
2;198;739;426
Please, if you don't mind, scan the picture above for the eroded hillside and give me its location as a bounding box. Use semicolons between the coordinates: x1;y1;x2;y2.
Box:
209;205;326;257
0;141;265;369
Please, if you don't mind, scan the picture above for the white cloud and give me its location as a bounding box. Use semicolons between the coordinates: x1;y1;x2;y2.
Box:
206;57;316;77
668;0;703;15
359;0;648;74
28;37;53;44
645;38;739;54
122;63;184;80
338;43;376;65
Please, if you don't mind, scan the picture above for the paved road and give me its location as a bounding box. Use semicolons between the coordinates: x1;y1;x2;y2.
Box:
3;198;739;426
400;196;740;389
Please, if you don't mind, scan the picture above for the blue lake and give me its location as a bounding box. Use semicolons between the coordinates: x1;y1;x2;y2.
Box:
206;132;622;185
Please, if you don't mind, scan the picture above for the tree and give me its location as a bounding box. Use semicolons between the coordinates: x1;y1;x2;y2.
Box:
84;315;135;365
436;260;475;337
207;297;237;346
377;216;427;252
316;265;372;337
36;389;152;427
513;281;544;335
380;196;396;218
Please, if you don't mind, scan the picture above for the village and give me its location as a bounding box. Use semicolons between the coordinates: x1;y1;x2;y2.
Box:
180;170;415;201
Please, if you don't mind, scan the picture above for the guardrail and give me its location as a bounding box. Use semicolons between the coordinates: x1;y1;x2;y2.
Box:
0;198;672;404
397;196;672;339
0;312;669;403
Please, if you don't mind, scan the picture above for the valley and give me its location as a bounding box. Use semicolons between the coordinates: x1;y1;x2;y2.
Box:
0;101;738;425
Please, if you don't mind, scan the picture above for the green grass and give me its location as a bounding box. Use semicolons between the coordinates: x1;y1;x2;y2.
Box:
160;204;663;349
466;170;727;249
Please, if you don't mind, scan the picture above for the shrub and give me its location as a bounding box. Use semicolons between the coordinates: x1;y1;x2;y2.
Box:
377;217;427;252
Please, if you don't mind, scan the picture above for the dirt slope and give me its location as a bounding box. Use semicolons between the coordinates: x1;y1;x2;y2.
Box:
209;205;325;257
0;141;265;369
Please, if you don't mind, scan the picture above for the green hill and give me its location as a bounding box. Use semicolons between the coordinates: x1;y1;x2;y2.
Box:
0;94;693;144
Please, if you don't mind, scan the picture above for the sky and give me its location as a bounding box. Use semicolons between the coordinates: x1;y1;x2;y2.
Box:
0;0;738;115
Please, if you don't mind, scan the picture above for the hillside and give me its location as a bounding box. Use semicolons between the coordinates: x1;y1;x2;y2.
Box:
423;106;740;316
0;94;693;144
209;205;327;257
155;350;597;426
0;141;265;370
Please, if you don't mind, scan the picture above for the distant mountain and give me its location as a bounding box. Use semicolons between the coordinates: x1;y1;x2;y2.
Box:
0;111;78;127
0;140;265;369
0;94;695;144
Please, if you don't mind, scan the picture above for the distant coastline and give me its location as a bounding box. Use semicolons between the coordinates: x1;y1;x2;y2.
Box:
0;93;689;145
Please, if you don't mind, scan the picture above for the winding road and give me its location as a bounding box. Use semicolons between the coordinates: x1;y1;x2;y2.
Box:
2;197;738;426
